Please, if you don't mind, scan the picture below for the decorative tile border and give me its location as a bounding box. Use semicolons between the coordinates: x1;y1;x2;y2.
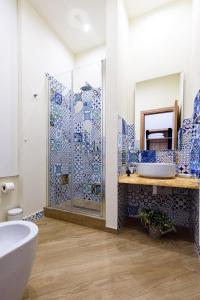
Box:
23;210;44;222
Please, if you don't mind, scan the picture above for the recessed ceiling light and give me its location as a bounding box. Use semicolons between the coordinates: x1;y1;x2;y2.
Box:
83;23;91;32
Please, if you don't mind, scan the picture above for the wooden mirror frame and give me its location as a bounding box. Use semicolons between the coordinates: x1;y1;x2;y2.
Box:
140;100;179;150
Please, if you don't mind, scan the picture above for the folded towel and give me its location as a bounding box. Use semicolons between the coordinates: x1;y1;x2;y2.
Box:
148;133;164;139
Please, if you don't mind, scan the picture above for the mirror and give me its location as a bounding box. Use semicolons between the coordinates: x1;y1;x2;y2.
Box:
134;73;183;150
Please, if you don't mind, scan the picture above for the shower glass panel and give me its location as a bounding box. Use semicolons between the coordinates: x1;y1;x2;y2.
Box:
72;62;103;215
47;61;104;218
47;72;73;211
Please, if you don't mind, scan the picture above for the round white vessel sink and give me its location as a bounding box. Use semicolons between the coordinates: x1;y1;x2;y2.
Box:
137;163;176;179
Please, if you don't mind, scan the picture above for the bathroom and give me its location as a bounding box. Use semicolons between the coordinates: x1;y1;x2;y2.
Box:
1;0;200;299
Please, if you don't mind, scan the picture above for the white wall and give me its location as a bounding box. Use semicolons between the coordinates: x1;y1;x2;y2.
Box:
191;0;200;246
0;177;19;221
118;0;132;123
105;0;131;229
191;0;200;98
105;0;118;229
73;46;105;92
0;0;19;221
75;46;106;67
130;0;193;121
0;0;18;177
18;0;74;218
135;73;181;140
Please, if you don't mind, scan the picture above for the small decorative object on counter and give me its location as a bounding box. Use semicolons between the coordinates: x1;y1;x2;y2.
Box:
139;208;175;239
129;162;137;174
126;168;131;177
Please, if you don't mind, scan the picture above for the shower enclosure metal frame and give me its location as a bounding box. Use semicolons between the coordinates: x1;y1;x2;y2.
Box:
46;60;106;219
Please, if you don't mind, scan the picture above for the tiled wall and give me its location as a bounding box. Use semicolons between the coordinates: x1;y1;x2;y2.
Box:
118;91;200;252
118;116;138;175
47;74;103;209
72;86;102;204
190;90;200;177
118;115;199;176
127;185;197;228
48;73;73;207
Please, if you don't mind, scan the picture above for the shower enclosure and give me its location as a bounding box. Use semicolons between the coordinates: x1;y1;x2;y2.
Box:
46;61;104;218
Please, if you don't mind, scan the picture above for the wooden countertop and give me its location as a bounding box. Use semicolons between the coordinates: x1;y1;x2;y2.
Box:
118;174;199;190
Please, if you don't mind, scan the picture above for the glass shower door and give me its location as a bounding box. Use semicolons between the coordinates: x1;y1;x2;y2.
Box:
47;61;104;218
71;62;104;217
47;72;73;211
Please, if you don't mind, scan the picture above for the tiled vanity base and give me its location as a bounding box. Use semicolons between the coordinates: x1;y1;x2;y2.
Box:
118;184;199;253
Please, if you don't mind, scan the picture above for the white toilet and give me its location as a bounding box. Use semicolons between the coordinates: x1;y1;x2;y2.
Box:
7;208;23;221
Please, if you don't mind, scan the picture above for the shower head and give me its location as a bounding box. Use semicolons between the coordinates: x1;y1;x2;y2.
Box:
80;82;92;91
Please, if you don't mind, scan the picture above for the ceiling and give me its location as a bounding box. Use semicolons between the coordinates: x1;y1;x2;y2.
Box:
29;0;105;55
29;0;177;55
124;0;177;19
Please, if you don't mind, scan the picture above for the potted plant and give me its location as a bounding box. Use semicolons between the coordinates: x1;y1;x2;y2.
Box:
139;208;175;239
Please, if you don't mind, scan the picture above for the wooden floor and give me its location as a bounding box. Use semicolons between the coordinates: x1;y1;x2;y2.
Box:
24;217;200;300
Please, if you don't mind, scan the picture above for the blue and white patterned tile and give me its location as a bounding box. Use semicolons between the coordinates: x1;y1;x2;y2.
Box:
189;91;200;177
128;150;139;164
48;75;103;206
178;150;190;175
126;184;195;228
23;210;44;222
140;150;156;163
54;92;62;105
156;150;176;163
192;90;200;123
190;131;200;177
181;118;192;152
127;124;135;149
182;118;192;134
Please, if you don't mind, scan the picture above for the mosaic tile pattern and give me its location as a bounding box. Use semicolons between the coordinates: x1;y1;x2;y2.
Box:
178;150;190;175
177;127;182;151
182;118;192;150
47;74;103;209
192;89;200;123
156;150;176;164
127;185;198;228
190;90;200;177
190;124;200;177
118;116;129;175
48;77;73;207
23;210;44;222
118;109;200;253
72;86;103;203
127;124;136;163
140;150;156;163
